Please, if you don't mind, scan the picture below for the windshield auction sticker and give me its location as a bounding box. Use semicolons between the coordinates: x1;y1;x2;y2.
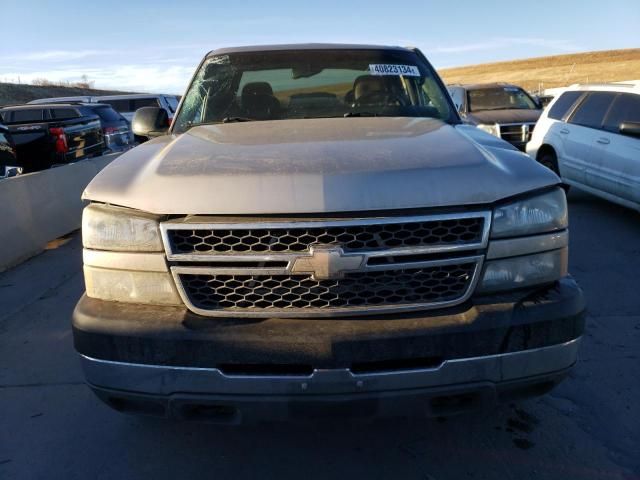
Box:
369;64;420;76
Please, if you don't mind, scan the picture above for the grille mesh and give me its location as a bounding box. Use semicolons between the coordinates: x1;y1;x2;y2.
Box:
180;263;476;311
169;217;484;254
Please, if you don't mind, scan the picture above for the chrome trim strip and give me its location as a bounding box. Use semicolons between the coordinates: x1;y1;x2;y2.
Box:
161;242;487;263
79;337;581;396
170;253;482;275
487;230;568;260
83;249;169;272
169;256;484;318
160;211;492;261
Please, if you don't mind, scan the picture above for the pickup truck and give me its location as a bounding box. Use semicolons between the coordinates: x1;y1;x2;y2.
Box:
73;44;585;423
448;83;543;150
0;123;18;178
0;104;105;173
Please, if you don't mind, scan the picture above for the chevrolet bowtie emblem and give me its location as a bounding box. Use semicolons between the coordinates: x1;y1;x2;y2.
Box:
291;245;365;280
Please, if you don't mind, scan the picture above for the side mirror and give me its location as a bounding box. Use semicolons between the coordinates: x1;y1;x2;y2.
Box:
619;121;640;138
132;107;169;138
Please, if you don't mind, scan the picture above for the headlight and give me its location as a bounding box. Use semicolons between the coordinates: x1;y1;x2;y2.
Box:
478;248;567;293
82;203;163;252
476;123;499;137
84;266;181;305
492;188;567;238
82;204;179;306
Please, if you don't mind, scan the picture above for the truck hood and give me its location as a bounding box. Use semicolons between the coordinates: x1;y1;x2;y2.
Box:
465;109;541;125
84;117;559;215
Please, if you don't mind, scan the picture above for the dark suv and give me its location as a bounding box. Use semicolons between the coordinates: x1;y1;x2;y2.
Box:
448;83;542;150
76;104;133;153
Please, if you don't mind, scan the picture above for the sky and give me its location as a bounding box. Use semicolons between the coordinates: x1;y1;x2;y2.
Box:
1;0;638;94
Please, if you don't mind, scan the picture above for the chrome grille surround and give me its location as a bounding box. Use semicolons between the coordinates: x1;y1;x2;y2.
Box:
497;122;536;145
161;212;491;318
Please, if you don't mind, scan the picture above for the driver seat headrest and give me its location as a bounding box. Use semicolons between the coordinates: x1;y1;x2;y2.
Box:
242;82;274;99
353;75;387;101
240;82;280;120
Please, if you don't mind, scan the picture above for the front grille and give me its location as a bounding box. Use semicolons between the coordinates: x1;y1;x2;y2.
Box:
499;123;535;145
163;212;490;317
180;263;476;312
168;217;484;255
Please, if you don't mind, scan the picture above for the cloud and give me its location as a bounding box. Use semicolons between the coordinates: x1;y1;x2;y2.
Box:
0;47;203;93
0;64;194;94
2;49;111;62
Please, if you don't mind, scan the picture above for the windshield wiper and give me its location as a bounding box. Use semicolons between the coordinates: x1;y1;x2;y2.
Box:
222;116;254;123
343;112;379;118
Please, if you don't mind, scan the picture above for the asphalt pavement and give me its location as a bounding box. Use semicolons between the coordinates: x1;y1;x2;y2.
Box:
1;189;639;480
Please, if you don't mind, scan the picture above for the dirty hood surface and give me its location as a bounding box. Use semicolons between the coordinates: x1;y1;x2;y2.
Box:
84;117;558;215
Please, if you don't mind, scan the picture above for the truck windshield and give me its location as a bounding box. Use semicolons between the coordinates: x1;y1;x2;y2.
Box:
173;49;454;133
467;87;538;112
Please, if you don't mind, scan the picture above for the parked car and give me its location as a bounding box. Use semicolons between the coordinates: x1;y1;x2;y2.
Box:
92;94;179;124
74;44;585;423
0;122;19;178
29;96;93;104
29;100;134;153
448;83;543;150
0;104;105;173
29;93;179;126
76;103;133;153
527;82;640;211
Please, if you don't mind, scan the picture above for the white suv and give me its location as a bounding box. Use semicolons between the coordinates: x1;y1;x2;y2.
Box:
527;82;640;211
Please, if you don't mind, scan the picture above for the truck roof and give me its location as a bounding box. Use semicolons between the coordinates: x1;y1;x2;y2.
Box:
207;43;413;57
566;81;640;93
93;93;174;100
449;82;526;91
0;103;84;110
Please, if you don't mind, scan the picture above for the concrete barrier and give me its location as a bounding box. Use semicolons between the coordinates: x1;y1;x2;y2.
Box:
0;153;120;271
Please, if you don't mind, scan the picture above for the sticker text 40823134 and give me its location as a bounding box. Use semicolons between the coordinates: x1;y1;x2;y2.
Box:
369;64;420;76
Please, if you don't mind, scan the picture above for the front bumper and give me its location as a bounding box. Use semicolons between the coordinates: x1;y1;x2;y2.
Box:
73;277;585;421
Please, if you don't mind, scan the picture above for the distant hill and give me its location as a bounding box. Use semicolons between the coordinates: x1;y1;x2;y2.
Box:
0;82;136;106
438;49;640;92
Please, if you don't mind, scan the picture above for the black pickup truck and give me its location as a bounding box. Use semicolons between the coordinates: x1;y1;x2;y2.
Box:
0;122;18;177
0;104;105;173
